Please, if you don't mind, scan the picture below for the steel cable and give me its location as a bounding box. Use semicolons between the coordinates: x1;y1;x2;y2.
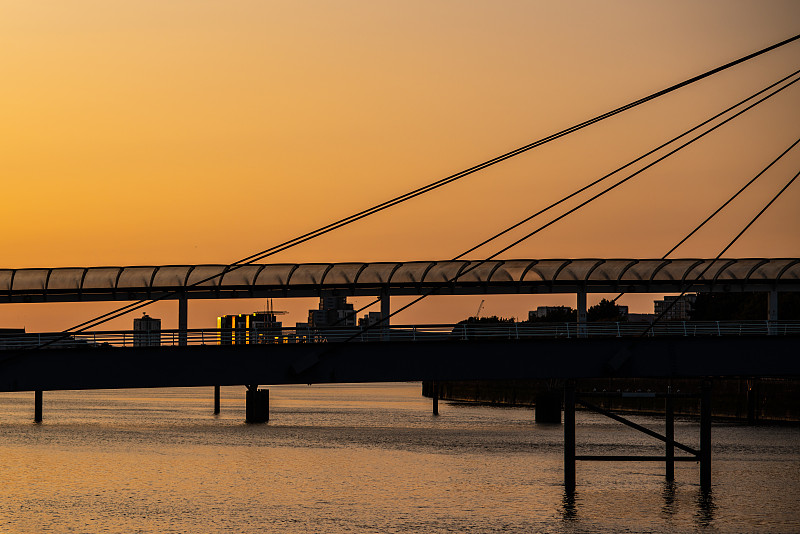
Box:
330;68;800;326
32;34;800;346
342;73;800;342
611;135;800;303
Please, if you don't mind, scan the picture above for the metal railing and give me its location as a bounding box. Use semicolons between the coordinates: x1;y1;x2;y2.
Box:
0;321;798;350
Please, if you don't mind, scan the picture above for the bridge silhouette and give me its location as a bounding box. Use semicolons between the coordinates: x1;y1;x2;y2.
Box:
3;34;800;493
2;257;798;492
3;258;799;303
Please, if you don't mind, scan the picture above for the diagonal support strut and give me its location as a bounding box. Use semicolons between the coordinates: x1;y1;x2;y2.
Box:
577;399;700;457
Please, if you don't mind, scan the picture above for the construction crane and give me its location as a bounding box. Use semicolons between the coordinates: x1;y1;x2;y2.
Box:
474;299;485;318
264;298;288;316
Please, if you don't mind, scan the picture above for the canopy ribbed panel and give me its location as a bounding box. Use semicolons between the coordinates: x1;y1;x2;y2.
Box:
1;259;798;302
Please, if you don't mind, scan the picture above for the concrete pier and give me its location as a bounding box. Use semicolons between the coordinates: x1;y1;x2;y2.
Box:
432;381;439;416
700;380;712;492
245;385;269;423
665;389;674;481
564;380;576;493
34;390;42;423
214;385;220;414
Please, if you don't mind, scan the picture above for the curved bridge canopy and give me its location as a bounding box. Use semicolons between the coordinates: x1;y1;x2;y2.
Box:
1;258;798;303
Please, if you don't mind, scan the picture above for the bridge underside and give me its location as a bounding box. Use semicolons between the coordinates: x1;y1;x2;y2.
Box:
1;336;798;392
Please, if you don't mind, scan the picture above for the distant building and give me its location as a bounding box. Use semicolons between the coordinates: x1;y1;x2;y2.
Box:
218;311;283;345
288;322;312;343
133;313;161;347
358;311;383;328
308;295;356;328
653;294;696;320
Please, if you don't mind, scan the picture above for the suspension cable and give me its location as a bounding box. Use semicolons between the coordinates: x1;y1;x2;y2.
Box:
36;34;800;345
344;72;800;340
335;69;800;325
640;167;800;335
611;134;800;303
457;70;800;259
231;33;800;269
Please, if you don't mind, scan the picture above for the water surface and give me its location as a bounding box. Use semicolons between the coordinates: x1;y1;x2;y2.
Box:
1;383;798;532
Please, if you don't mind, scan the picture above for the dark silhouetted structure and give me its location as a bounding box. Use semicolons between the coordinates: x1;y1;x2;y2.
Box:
133;313;161;347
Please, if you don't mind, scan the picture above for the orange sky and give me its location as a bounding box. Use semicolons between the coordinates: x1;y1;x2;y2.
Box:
2;1;799;330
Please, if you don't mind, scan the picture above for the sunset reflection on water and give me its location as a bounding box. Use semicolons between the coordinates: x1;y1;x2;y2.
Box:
0;383;798;533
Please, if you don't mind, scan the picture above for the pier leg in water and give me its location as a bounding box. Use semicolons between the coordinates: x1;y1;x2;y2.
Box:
245;385;269;423
665;387;674;482
34;390;43;423
432;381;439;416
214;385;221;415
564;380;576;494
700;379;712;492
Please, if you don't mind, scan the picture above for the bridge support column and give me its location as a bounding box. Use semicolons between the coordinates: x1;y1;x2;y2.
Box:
564;380;576;494
178;294;188;346
768;289;778;335
700;380;712;492
214;385;221;415
665;387;674;482
432;381;439;416
246;385;269;424
577;289;587;338
380;288;390;341
34;390;43;423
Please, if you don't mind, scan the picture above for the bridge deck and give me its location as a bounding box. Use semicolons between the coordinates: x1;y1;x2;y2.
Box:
2;335;798;393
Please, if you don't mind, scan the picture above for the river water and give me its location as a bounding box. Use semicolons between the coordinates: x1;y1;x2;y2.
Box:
0;383;798;533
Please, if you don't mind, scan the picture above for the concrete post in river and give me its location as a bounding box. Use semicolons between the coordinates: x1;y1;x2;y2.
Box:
563;380;576;494
34;390;43;423
245;385;269;424
700;380;712;492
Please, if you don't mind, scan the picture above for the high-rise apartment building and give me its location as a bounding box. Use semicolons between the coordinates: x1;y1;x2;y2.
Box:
653;294;696;320
308;295;356;328
133;313;161;347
